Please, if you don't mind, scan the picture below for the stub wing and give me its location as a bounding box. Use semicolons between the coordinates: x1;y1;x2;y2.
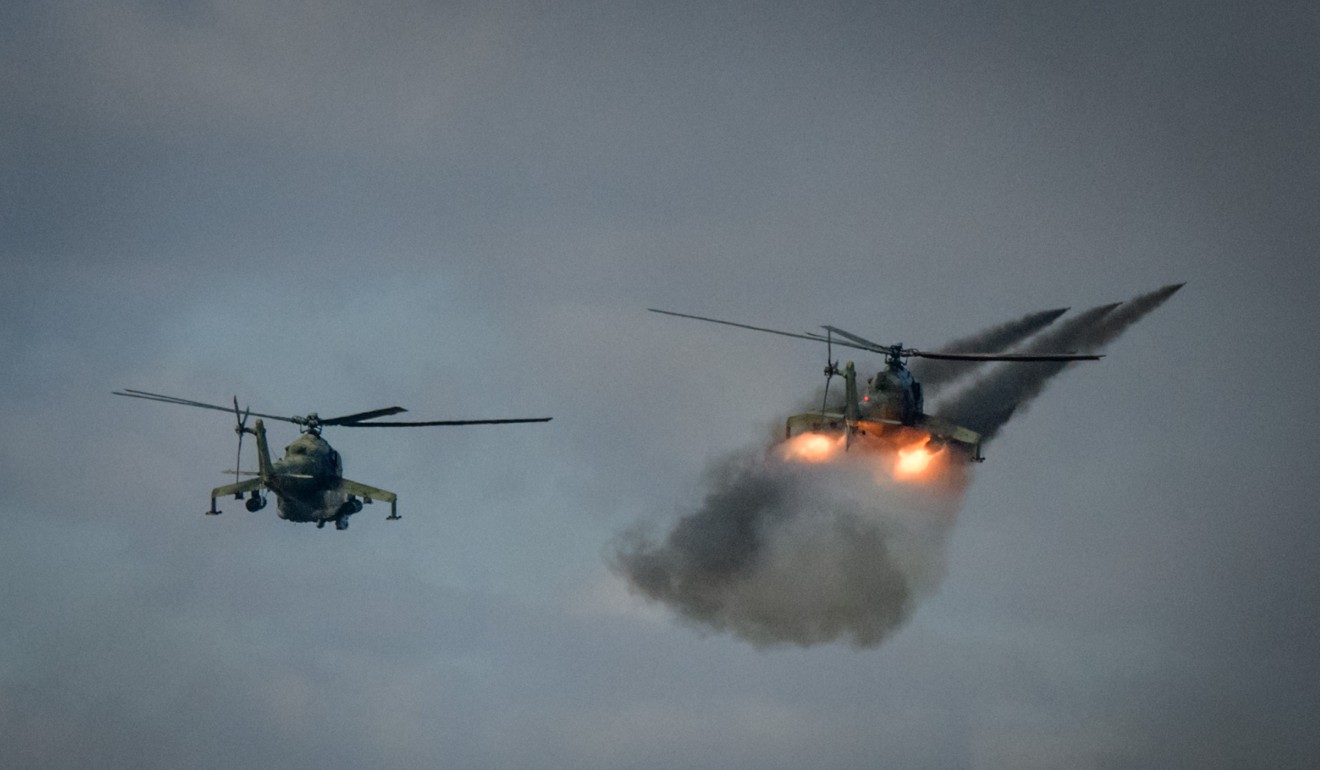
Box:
916;414;984;460
786;410;846;439
211;477;264;498
916;414;981;447
785;410;904;439
337;478;399;520
786;409;984;460
209;477;264;515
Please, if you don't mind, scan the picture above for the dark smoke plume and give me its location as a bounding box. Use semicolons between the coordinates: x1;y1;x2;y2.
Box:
936;283;1183;440
613;445;968;648
1074;282;1184;350
911;307;1069;393
932;303;1118;438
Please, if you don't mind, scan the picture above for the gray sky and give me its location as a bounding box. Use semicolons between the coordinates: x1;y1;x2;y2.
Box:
3;1;1318;768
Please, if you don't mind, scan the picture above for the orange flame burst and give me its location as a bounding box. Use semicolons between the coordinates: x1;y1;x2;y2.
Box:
777;432;846;464
893;440;942;480
776;432;960;490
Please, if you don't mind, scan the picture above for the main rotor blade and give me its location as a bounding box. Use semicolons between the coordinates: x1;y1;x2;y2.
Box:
344;417;552;427
820;325;888;352
908;350;1103;362
820;327;1099;361
648;309;877;353
649;311;1102;363
319;406;408;426
113;389;304;424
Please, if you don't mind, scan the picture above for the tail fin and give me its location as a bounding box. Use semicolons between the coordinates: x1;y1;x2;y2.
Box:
842;361;860;424
253;419;274;482
842;361;861;449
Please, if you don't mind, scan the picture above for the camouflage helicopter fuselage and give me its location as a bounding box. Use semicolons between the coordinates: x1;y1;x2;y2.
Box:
209;419;396;530
785;359;983;459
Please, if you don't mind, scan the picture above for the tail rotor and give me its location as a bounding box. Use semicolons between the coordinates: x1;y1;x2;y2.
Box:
232;396;251;496
820;327;839;414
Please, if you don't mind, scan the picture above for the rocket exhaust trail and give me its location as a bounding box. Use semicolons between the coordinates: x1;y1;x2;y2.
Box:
912;307;1069;394
1075;282;1184;350
936;283;1183;441
933;303;1119;439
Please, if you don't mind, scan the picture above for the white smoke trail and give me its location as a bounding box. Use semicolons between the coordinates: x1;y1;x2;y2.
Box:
937;284;1183;441
912;307;1069;393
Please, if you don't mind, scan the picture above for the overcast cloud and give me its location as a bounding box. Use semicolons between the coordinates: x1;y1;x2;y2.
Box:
3;2;1318;768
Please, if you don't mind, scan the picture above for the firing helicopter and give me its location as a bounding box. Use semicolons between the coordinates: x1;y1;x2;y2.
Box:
113;389;551;530
649;309;1100;461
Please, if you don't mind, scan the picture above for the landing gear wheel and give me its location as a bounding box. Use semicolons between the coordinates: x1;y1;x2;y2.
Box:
245;495;265;512
335;517;349;531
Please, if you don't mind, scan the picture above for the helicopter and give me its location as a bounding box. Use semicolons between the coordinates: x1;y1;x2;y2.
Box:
649;309;1101;461
113;389;551;530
